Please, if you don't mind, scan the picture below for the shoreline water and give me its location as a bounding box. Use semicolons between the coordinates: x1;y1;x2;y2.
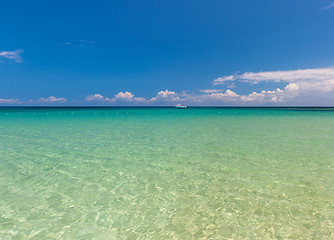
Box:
0;108;333;238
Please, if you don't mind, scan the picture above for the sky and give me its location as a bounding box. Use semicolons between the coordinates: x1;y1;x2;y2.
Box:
1;0;334;106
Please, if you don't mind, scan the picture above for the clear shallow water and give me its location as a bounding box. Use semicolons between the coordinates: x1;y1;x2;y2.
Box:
0;107;333;239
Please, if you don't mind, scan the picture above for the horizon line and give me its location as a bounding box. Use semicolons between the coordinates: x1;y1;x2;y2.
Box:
1;106;334;108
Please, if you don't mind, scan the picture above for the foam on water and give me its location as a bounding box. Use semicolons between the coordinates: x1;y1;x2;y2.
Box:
0;108;333;239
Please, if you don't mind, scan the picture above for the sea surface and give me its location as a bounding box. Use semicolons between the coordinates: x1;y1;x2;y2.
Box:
0;107;333;239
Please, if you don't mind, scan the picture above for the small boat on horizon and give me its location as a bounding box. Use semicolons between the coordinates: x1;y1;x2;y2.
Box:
175;104;187;109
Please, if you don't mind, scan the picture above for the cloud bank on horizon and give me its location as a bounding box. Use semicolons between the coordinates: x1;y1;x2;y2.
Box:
29;96;67;104
212;66;334;105
1;66;334;106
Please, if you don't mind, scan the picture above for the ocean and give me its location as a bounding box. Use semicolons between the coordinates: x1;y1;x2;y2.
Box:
0;107;333;239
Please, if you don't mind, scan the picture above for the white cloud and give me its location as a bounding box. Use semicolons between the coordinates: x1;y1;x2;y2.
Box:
33;96;67;103
83;87;301;106
65;40;95;47
113;91;147;102
214;67;334;87
113;91;146;102
200;89;224;93
156;89;176;98
206;89;240;99
186;81;314;105
186;89;240;104
148;89;182;103
85;90;182;105
85;94;112;102
324;1;334;10
0;98;20;104
85;92;146;104
114;91;134;101
83;72;334;106
0;49;23;63
133;97;146;102
212;67;334;104
213;74;237;84
240;83;299;103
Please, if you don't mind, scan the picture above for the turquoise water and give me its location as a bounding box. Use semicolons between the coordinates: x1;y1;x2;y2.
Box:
0;107;333;239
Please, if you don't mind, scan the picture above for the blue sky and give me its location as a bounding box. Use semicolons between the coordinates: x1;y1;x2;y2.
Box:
1;0;334;105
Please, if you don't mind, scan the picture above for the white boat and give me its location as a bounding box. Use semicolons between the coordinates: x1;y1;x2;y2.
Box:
175;104;187;109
